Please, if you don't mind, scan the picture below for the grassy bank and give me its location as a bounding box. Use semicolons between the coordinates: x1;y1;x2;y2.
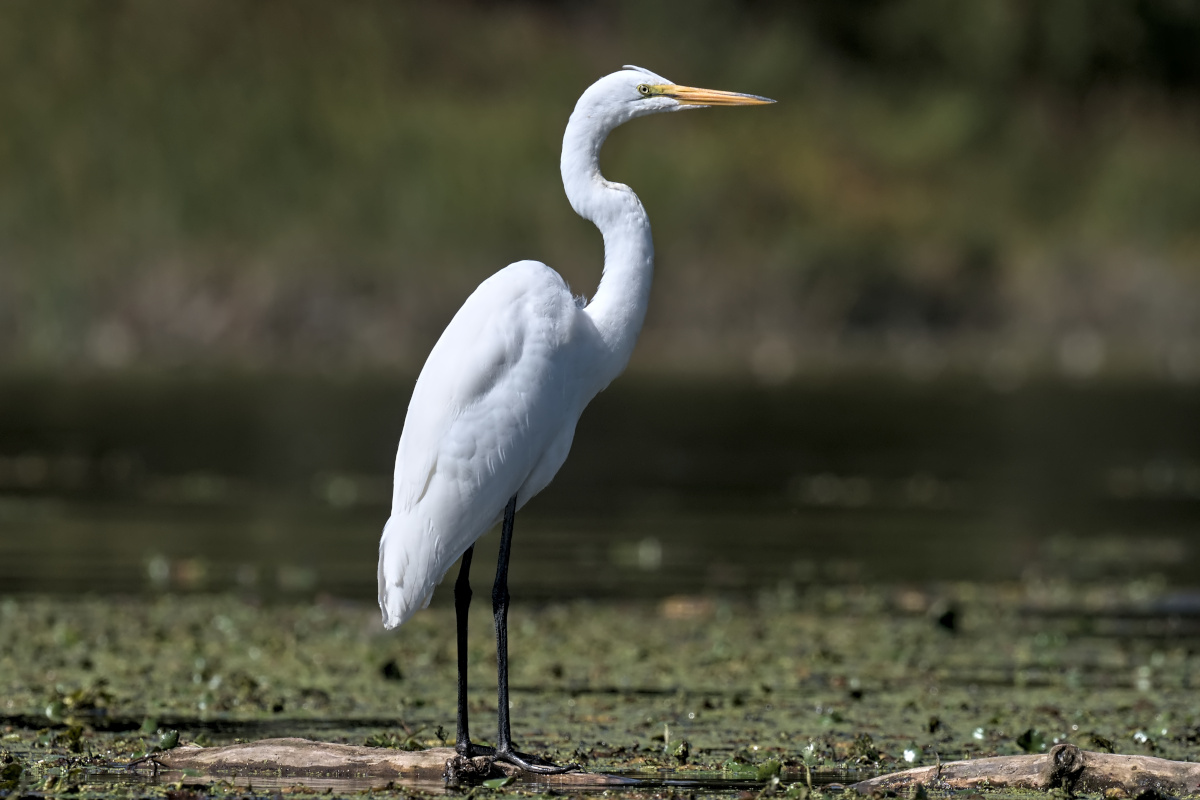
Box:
1;2;1199;376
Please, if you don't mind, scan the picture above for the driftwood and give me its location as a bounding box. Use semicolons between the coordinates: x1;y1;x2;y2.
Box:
850;744;1200;797
154;737;634;786
153;739;1200;795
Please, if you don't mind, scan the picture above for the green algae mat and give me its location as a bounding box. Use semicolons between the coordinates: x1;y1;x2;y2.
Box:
1;581;1197;798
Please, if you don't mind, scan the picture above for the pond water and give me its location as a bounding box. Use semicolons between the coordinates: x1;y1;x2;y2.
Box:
0;372;1197;600
3;373;1198;798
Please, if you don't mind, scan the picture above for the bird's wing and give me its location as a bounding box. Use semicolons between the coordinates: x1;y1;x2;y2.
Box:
392;261;570;509
379;260;579;628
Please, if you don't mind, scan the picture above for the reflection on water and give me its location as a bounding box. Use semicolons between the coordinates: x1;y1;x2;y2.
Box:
0;373;1197;598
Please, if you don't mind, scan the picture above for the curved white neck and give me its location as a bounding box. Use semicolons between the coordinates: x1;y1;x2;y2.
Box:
560;109;654;388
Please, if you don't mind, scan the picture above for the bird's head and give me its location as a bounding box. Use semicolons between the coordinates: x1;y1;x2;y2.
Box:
573;65;774;129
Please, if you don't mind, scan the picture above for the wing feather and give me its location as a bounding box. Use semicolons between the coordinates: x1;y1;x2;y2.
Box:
378;261;581;628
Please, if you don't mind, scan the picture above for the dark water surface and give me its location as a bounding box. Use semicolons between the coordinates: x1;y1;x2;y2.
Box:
1;373;1197;598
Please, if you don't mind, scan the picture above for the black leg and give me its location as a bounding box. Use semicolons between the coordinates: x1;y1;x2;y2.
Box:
490;494;577;774
454;545;477;757
492;496;516;753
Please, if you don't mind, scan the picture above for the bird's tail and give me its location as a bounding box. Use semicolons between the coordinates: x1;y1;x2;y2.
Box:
377;514;438;630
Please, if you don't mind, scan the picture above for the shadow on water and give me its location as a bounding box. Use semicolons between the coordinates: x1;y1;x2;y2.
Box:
0;372;1198;598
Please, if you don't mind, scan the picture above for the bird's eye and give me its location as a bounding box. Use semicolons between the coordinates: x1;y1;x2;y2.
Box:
637;84;651;96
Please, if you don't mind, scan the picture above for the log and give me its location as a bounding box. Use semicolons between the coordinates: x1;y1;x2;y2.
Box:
152;739;1200;795
849;744;1200;797
153;737;635;786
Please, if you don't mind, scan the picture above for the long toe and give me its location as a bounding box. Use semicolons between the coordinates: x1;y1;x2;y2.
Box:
494;747;579;774
458;742;496;758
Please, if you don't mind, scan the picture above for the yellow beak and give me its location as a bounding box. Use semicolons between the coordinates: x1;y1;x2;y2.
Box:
660;84;775;107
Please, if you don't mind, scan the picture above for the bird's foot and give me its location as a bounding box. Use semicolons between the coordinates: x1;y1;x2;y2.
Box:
456;740;495;758
492;744;578;775
452;740;577;776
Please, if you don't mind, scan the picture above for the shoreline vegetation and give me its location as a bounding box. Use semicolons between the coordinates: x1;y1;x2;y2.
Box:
1;582;1197;795
1;3;1199;379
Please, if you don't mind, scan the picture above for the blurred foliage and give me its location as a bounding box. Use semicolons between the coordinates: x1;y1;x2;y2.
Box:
0;0;1198;374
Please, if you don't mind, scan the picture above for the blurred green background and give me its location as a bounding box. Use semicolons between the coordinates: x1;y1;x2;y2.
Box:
2;7;1199;783
1;1;1199;599
2;0;1198;379
2;9;1200;786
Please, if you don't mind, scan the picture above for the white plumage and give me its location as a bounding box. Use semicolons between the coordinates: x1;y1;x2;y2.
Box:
378;260;596;627
377;66;773;630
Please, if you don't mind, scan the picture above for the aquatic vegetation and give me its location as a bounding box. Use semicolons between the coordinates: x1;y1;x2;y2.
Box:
0;580;1197;797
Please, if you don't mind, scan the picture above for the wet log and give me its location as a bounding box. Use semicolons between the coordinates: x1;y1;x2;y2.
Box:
155;738;457;779
153;737;633;786
850;744;1200;797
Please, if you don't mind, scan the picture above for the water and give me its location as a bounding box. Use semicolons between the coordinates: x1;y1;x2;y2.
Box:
0;373;1197;599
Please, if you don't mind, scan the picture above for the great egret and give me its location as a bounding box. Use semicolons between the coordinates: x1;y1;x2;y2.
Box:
378;66;772;773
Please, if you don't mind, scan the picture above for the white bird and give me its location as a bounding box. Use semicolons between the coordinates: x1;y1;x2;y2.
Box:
377;65;772;773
